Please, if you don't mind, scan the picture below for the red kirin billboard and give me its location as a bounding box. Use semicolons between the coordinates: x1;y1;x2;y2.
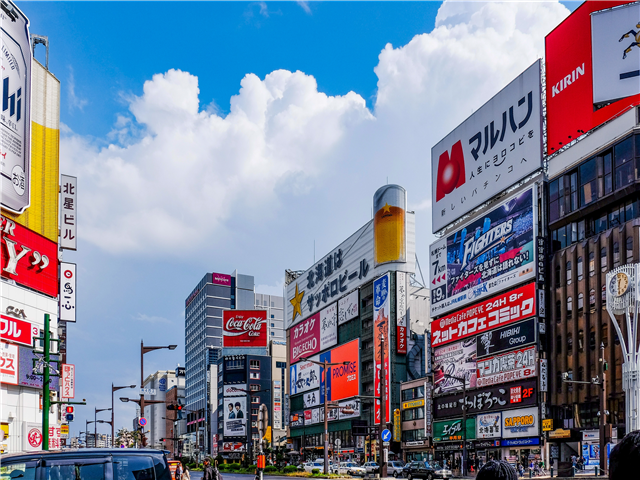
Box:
223;310;268;347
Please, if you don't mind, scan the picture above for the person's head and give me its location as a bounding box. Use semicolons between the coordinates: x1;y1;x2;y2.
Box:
610;430;640;480
204;457;211;466
228;403;234;411
476;460;517;480
235;401;241;410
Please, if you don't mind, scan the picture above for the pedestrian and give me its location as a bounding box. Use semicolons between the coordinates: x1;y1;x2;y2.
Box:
175;462;183;480
517;463;524;478
609;430;640;480
476;460;517;480
182;464;191;480
203;457;215;480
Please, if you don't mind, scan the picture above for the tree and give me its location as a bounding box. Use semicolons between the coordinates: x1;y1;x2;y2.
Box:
116;428;140;448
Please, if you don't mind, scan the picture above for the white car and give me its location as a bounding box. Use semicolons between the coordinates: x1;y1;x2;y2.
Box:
331;462;366;476
305;461;327;473
363;462;380;474
387;461;406;478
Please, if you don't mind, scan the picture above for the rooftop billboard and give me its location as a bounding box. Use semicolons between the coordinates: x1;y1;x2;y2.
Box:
431;61;542;233
223;310;267;347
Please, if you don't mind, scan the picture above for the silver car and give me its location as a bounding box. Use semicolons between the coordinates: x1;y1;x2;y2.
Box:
387;461;406;478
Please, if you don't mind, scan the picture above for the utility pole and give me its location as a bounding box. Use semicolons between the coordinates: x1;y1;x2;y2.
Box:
599;342;608;476
379;334;386;478
42;313;52;450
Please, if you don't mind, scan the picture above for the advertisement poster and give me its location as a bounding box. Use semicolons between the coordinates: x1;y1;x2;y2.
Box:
290;359;320;395
223;397;247;437
223;384;247;396
430;188;535;317
0;342;18;385
476;346;537;387
338;290;359;325
433;417;476;442
223;310;267;347
431;282;536;347
431;61;542;232
476;319;537;357
397;272;407;354
303;390;320;408
0;314;35;347
61;363;75;399
320;338;360;403
373;273;391;425
290;412;304;427
0;1;32;214
338;398;361;420
434;378;537;418
477;412;502;439
502;406;539;439
18;346;59;390
433;338;477;394
289;303;337;364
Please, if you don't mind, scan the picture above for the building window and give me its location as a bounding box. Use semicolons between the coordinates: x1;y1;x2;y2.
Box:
580;157;597;206
250;360;260;369
566;261;572;284
578;366;585;390
577;257;584;281
567;333;573;355
610;205;623;228
252;409;259;416
590;327;597;350
555;264;561;288
614;242;621;267
628;236;635;262
250;384;260;392
250;372;260;379
602;285;607;306
401;408;425;421
556;371;562;393
578;330;584;352
595;214;608;234
601;324;609;347
578;220;586;242
578;293;584;316
567;172;578;213
252;396;260;404
598;151;613;197
615;137;635;189
590;289;596;313
601;247;608;272
550;178;564;222
555;301;561;323
589;251;595;276
567;297;573;320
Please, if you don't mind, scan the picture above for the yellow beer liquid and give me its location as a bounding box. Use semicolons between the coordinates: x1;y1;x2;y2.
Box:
374;205;405;264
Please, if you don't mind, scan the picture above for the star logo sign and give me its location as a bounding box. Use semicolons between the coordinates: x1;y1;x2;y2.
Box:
290;283;305;321
382;203;391;214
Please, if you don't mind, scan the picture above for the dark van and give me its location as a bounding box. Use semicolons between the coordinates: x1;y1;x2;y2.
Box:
0;448;172;480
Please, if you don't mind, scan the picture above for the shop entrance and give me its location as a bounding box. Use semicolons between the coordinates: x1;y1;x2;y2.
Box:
506;447;542;469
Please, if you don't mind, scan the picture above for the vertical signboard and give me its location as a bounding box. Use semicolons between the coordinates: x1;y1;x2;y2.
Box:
0;0;32;214
540;358;548;393
273;380;282;429
397;272;407;354
59;175;77;250
373;273;391;425
0;342;19;385
61;363;75;399
223;310;268;347
338;290;359;325
59;263;76;322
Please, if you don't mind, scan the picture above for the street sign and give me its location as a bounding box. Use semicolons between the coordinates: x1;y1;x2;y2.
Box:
140;388;157;395
139;417;147;427
60;425;69;436
381;429;391;442
335;438;342;447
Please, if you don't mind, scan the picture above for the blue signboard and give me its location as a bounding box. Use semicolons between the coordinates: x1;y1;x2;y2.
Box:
381;429;392;442
501;437;539;447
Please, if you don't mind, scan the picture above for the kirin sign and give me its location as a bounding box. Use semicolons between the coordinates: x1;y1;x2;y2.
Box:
223;311;267;347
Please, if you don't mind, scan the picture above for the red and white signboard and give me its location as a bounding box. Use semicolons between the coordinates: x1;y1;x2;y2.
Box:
61;363;75;399
23;423;61;451
545;0;638;155
431;282;536;347
0;314;35;346
59;263;77;322
1;215;59;297
476;345;537;387
0;341;19;385
222;442;245;452
289;303;338;364
223;310;267;347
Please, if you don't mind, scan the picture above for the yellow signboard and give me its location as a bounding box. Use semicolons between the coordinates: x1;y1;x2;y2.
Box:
393;409;401;441
548;428;571;439
262;426;271;441
402;399;425;410
542;419;553;432
0;423;9;440
61;424;69;435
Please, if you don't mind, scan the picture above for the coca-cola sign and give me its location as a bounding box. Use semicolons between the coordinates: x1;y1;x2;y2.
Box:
223;310;267;347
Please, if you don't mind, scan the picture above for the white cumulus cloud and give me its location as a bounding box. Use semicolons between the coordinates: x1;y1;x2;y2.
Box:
60;0;569;261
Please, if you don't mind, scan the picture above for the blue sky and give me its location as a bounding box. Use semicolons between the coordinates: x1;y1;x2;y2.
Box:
15;1;577;439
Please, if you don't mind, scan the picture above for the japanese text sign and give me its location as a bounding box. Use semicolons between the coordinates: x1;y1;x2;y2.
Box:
476;318;537;357
18;345;59;390
289;303;337;363
61;363;75;399
374;273;391;425
434;378;537;418
433;417;476;442
290;358;320;395
476;412;502;439
1;215;59;297
223;310;267;347
431;282;537;347
1;314;35;347
397;272;407;354
430;188;535;317
476;345;537;387
338;290;359;325
433;338;477;395
0;342;19;385
432;60;542;232
1;1;32;214
59;175;77;250
59;263;76;322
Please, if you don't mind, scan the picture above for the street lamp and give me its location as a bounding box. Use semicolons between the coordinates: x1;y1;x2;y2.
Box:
441;372;467;477
139;341;177;446
112;383;136;443
95;408;112;448
300;357;350;474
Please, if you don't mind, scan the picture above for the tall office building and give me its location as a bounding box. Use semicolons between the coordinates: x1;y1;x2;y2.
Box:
184;270;284;454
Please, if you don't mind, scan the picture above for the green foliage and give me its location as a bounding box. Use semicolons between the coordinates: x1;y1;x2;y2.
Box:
229;463;241;471
215;455;225;466
284;466;298;473
312;469;320;474
264;466;278;473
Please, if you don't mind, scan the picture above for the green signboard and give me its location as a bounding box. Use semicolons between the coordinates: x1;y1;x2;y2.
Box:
433;417;476;442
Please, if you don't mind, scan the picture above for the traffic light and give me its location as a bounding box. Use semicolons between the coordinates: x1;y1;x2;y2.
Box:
65;406;75;422
166;404;183;411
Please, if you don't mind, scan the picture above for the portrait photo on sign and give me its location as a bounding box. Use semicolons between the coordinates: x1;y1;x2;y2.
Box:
223;396;247;437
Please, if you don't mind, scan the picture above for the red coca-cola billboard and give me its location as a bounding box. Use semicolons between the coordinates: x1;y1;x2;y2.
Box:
1;215;59;297
223;310;267;347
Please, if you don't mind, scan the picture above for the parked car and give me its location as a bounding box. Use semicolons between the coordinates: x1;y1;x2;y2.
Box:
304;461;326;472
299;462;313;471
0;448;171;480
363;462;380;474
387;461;406;478
331;462;366;476
403;460;452;480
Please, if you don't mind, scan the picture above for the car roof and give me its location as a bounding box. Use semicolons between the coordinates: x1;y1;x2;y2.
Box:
1;448;167;462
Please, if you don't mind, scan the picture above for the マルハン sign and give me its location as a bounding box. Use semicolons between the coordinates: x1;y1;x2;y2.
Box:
434;378;537;418
430;188;536;317
476;318;537;357
431;61;542;232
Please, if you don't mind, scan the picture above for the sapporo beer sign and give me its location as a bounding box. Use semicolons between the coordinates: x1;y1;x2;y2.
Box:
431;282;536;347
434;378;537;418
222;310;267;347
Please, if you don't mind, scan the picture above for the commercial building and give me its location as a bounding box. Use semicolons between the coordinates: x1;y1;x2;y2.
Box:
142;369;183;449
184;270;284;455
164;366;187;458
285;185;416;465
